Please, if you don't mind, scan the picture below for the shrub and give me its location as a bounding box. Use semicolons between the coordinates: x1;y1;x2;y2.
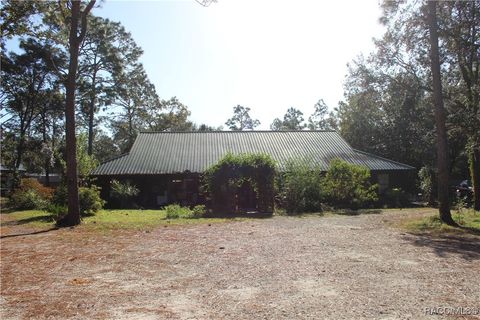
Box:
110;180;139;208
277;158;324;214
51;184;68;206
164;204;205;219
19;178;54;200
192;205;207;218
9;189;48;210
50;184;104;216
79;186;104;216
8;178;54;210
322;159;378;209
418;166;435;205
46;203;67;220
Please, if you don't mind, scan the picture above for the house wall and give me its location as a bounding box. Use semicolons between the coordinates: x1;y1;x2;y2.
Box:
94;173;203;209
94;169;416;209
370;170;416;194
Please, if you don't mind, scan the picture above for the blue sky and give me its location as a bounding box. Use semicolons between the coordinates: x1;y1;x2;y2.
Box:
8;0;385;130
94;0;386;129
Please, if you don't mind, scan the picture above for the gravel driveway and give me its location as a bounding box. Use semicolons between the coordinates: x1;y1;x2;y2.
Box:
1;208;479;319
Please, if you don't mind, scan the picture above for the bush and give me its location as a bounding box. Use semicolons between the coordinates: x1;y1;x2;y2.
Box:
79;186;104;216
110;180;139;208
322;159;378;209
50;184;104;216
19;178;54;199
51;184;68;206
164;204;206;219
418;166;435;204
192;205;207;218
8;178;54;210
277;158;324;214
46;203;67;220
9;189;48;210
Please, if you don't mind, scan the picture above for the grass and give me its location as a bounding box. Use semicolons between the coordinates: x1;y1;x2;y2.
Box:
399;208;480;235
1;209;242;232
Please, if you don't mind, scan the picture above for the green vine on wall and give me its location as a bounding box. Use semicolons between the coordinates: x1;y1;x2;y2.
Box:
202;153;276;213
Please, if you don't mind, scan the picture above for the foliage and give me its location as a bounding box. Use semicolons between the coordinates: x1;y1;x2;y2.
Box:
203;153;277;213
277;158;324;214
110;179;140;208
418;166;435;204
307;99;337;130
78;186;105;216
18;178;54;199
46;203;67;220
51;184;68;208
321;159;378;209
59;133;99;183
8;178;54;210
192;205;208;218
51;184;104;217
270;107;306;130
8;189;48;210
164;204;194;219
111;180;140;198
77;15;143;155
225;105;260;130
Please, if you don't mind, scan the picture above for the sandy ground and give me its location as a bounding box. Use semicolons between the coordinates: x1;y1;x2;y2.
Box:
1;208;479;320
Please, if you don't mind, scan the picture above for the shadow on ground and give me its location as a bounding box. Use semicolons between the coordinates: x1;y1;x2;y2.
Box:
1;214;54;227
404;233;480;261
335;209;382;216
0;227;58;239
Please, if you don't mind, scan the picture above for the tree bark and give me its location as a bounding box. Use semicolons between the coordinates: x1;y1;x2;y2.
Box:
87;66;97;156
470;148;480;211
427;1;455;225
58;0;96;227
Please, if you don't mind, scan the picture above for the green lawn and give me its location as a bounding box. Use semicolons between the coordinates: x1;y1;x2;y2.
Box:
1;209;241;231
399;209;480;235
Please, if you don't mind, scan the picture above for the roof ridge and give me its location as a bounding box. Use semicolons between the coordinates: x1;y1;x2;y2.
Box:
352;149;415;169
98;153;129;165
139;130;338;134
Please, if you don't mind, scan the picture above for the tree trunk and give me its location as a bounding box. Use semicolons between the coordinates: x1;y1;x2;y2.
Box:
87;68;97;156
470;148;480;211
15;133;25;172
58;0;96;227
87;96;95;156
427;1;455;225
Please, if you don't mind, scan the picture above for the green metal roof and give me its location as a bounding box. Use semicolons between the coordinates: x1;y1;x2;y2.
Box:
92;131;414;176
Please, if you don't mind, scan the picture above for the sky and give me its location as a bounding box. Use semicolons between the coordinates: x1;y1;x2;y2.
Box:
97;0;385;129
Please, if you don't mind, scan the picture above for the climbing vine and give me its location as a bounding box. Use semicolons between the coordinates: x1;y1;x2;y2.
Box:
203;153;276;213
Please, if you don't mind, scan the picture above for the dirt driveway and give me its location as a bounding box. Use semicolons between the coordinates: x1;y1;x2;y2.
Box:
1;209;479;319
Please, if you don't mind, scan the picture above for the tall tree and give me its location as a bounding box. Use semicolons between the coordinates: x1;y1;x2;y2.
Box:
440;1;480;211
77;16;143;155
426;1;454;224
225;105;260;131
0;39;63;172
110;63;160;152
270;107;306;130
59;0;96;227
307;99;337;130
146;97;194;132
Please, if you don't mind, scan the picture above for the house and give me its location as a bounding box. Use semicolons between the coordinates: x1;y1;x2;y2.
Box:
91;131;415;208
0;164;26;196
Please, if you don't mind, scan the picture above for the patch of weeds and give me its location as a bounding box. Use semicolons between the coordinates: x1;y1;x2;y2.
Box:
399;209;480;235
